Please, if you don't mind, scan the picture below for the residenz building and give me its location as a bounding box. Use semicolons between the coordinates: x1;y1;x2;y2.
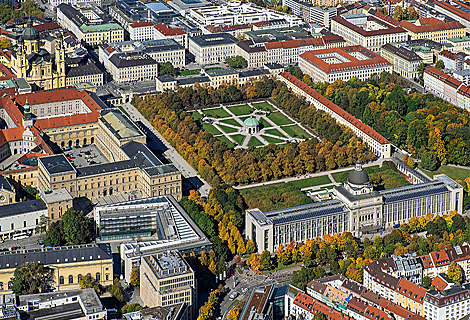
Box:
246;161;463;253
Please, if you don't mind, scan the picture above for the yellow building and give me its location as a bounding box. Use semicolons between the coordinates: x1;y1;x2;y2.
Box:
400;18;466;44
394;278;427;316
37;109;182;201
40;188;73;222
10;20;66;91
0;244;113;293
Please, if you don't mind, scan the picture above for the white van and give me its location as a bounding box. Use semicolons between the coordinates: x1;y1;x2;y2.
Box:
13;233;29;240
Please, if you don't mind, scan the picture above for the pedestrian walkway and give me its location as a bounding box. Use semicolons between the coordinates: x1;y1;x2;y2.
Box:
233;158;385;190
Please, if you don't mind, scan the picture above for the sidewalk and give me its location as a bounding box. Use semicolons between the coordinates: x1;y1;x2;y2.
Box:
233;158;385;190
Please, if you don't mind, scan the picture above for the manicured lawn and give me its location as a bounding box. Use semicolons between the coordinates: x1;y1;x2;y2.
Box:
262;135;284;144
288;175;332;189
259;117;272;129
281;125;310;139
332;164;410;190
420;165;470;181
192;112;202;121
201;123;221;135
268;112;293;125
219;118;242;127
248;136;264;147
217;135;234;148
332;166;379;183
179;69;200;76
206;67;222;71
253;101;275;111
240;183;312;212
231;134;246;145
202;108;231;118
228;104;253;116
218;124;239;134
265;128;286;138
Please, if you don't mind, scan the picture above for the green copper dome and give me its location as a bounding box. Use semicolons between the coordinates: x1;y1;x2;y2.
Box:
22;19;39;41
244;117;259;127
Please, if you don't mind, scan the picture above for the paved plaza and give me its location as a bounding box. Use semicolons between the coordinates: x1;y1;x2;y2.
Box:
193;101;316;148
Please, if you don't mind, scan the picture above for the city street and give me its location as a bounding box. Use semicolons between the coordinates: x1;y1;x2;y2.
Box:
121;102;212;197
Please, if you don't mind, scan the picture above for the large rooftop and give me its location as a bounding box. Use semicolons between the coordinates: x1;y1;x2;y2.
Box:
189;33;239;47
99;109;145;141
0;244;112;270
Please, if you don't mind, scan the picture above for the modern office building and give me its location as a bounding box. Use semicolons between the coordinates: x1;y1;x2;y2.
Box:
0;244;113;293
140;250;196;319
124;303;189;320
240;284;276;320
298;46;393;83
246;161;463;253
16;289;106;320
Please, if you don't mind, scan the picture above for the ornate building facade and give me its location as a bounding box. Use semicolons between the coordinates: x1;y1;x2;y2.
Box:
10;20;66;91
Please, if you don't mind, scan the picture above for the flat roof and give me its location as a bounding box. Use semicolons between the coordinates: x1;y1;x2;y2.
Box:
38;155;76;175
189;33;238;47
40;188;73;204
99;108;145;141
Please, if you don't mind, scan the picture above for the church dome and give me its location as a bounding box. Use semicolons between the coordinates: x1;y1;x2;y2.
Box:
22;19;39;41
244;117;259;127
347;160;369;186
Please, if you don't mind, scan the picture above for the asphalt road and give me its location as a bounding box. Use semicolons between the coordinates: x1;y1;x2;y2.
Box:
0;234;42;251
121;102;212;197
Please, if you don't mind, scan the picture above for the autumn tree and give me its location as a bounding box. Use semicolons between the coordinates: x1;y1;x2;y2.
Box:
79;274;101;293
130;265;140;287
227;308;240;320
447;262;463;284
406;6;418;20
246;239;256;254
393;6;405;20
435;60;444;70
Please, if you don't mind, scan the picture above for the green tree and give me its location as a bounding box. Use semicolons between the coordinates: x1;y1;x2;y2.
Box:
225;56;248;69
62;208;92;244
435;60;445;70
159;62;176;76
313;313;327;320
447;262;463;284
422;276;432;288
130;265;140;287
421;151;439;171
79;274;101;293
109;278;124;302
44;220;65;246
451;215;466;233
260;250;273;271
11;262;54;295
35;215;49;237
122;303;143;314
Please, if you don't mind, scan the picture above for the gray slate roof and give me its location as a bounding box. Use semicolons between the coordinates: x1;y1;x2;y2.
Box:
0;244;112;270
0;199;47;218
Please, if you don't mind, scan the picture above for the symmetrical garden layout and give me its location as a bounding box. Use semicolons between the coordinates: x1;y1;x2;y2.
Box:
192;101;314;148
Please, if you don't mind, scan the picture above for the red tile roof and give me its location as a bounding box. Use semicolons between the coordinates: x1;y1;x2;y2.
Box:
332;16;406;36
154;23;186;36
400;18;465;33
420;254;434;269
34;112;100;130
130;21;154;28
280;71;389;145
299;45;391;73
367;7;400;26
431;274;450;291
425;67;462;89
34;22;61;32
396;278;427;303
363;305;389;320
0;96;23;126
293;292;352;320
264;36;342;50
379;299;416;319
0;64;14;79
14;88;102;113
433;0;470;21
2;127;25;142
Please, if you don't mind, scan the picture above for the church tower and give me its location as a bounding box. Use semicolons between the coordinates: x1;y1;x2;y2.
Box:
22;99;33;128
55;34;66;88
22;19;40;55
16;37;27;79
